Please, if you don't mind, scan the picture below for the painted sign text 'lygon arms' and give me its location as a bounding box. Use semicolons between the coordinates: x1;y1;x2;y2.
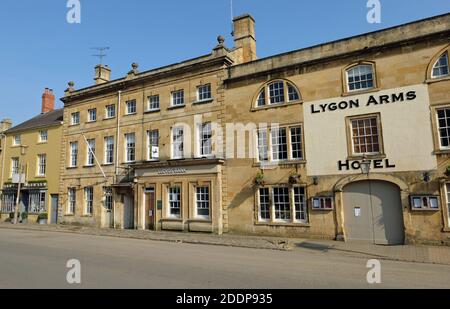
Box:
311;91;417;114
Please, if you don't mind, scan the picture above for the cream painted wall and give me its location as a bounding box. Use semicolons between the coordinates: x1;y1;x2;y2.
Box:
303;84;437;176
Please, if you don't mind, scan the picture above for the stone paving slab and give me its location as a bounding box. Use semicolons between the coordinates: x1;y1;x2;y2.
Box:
1;223;450;266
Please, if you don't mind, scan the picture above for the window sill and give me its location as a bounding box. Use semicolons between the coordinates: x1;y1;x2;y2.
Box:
160;218;182;222
312;208;334;212
411;208;440;212
426;76;450;84
124;113;137;117
251;100;303;112
81;215;93;218
37;142;48;145
193;99;214;105
186;219;212;224
341;87;380;97
85;121;97;124
66;167;78;170
64;214;75;217
34;176;46;179
167;105;185;110
103;117;116;121
347;154;386;161
255;222;311;228
253;160;307;168
83;165;95;168
69;124;80;127
144;109;161;114
101;163;114;167
433;149;450;155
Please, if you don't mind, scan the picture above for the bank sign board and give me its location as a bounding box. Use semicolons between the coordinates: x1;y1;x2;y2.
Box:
303;84;437;176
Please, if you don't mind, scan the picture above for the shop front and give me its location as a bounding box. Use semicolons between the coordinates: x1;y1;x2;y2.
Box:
133;159;224;234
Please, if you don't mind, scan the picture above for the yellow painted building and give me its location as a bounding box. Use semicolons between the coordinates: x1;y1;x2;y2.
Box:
0;89;63;224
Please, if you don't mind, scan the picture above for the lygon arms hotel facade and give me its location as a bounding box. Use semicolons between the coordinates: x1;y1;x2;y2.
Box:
59;13;450;245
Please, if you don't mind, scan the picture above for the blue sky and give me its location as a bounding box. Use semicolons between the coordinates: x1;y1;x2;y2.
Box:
0;0;449;125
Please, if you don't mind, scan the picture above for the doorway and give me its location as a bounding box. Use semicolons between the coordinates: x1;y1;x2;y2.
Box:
50;195;58;224
343;180;405;245
145;188;156;230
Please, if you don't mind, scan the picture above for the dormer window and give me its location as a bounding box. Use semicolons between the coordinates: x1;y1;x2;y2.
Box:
432;52;449;78
255;80;300;108
346;64;375;92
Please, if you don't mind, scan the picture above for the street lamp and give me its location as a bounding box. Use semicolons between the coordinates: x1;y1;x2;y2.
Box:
360;155;371;176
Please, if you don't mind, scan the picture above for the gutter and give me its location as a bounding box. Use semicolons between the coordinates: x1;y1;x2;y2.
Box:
0;133;6;210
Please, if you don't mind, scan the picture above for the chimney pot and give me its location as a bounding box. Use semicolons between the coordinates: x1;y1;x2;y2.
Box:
41;87;55;114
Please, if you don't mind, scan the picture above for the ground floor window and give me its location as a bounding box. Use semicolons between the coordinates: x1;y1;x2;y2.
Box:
258;186;308;223
104;187;113;211
68;188;76;214
85;187;94;215
1;193;16;213
29;191;46;214
195;186;210;219
168;187;181;218
446;184;450;221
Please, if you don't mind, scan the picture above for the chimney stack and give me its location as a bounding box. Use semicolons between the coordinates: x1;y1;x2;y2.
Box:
41;88;55;114
94;64;111;85
0;119;12;132
233;14;257;63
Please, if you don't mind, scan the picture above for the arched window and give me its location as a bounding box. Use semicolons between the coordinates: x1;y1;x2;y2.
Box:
255;80;300;107
346;64;375;92
432;52;449;78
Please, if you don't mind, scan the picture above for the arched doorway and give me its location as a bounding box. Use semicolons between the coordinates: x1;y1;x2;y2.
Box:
343;180;405;245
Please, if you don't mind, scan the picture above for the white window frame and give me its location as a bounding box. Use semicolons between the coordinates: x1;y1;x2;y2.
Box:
171;90;185;107
124;133;136;163
105;104;116;119
147;130;159;161
37;154;46;176
147;95;160;111
104;136;114;165
1;193;16;213
39;130;48;143
11;157;19;177
126;100;137;115
168;186;181;218
255;81;300;107
257;186;308;224
346;64;375;93
86;139;96;166
13;135;21;146
198;122;212;157
256;125;303;163
195;186;210;219
68;188;76;215
271;128;288;162
69;142;78;167
172;126;184;159
197;84;212;102
84;187;94;215
71;112;80;125
436;107;450;149
258;187;271;222
432;52;449;79
88;108;97;122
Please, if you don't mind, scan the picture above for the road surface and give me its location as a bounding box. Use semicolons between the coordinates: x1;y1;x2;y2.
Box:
0;229;449;289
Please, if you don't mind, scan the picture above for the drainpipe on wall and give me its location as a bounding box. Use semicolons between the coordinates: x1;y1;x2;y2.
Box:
114;90;122;230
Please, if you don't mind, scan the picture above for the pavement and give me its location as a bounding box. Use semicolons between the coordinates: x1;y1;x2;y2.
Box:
1;228;450;289
1;223;450;266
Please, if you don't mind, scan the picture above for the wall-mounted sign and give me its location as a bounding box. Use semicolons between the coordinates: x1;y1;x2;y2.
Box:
156;168;187;175
311;91;417;114
338;159;396;171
